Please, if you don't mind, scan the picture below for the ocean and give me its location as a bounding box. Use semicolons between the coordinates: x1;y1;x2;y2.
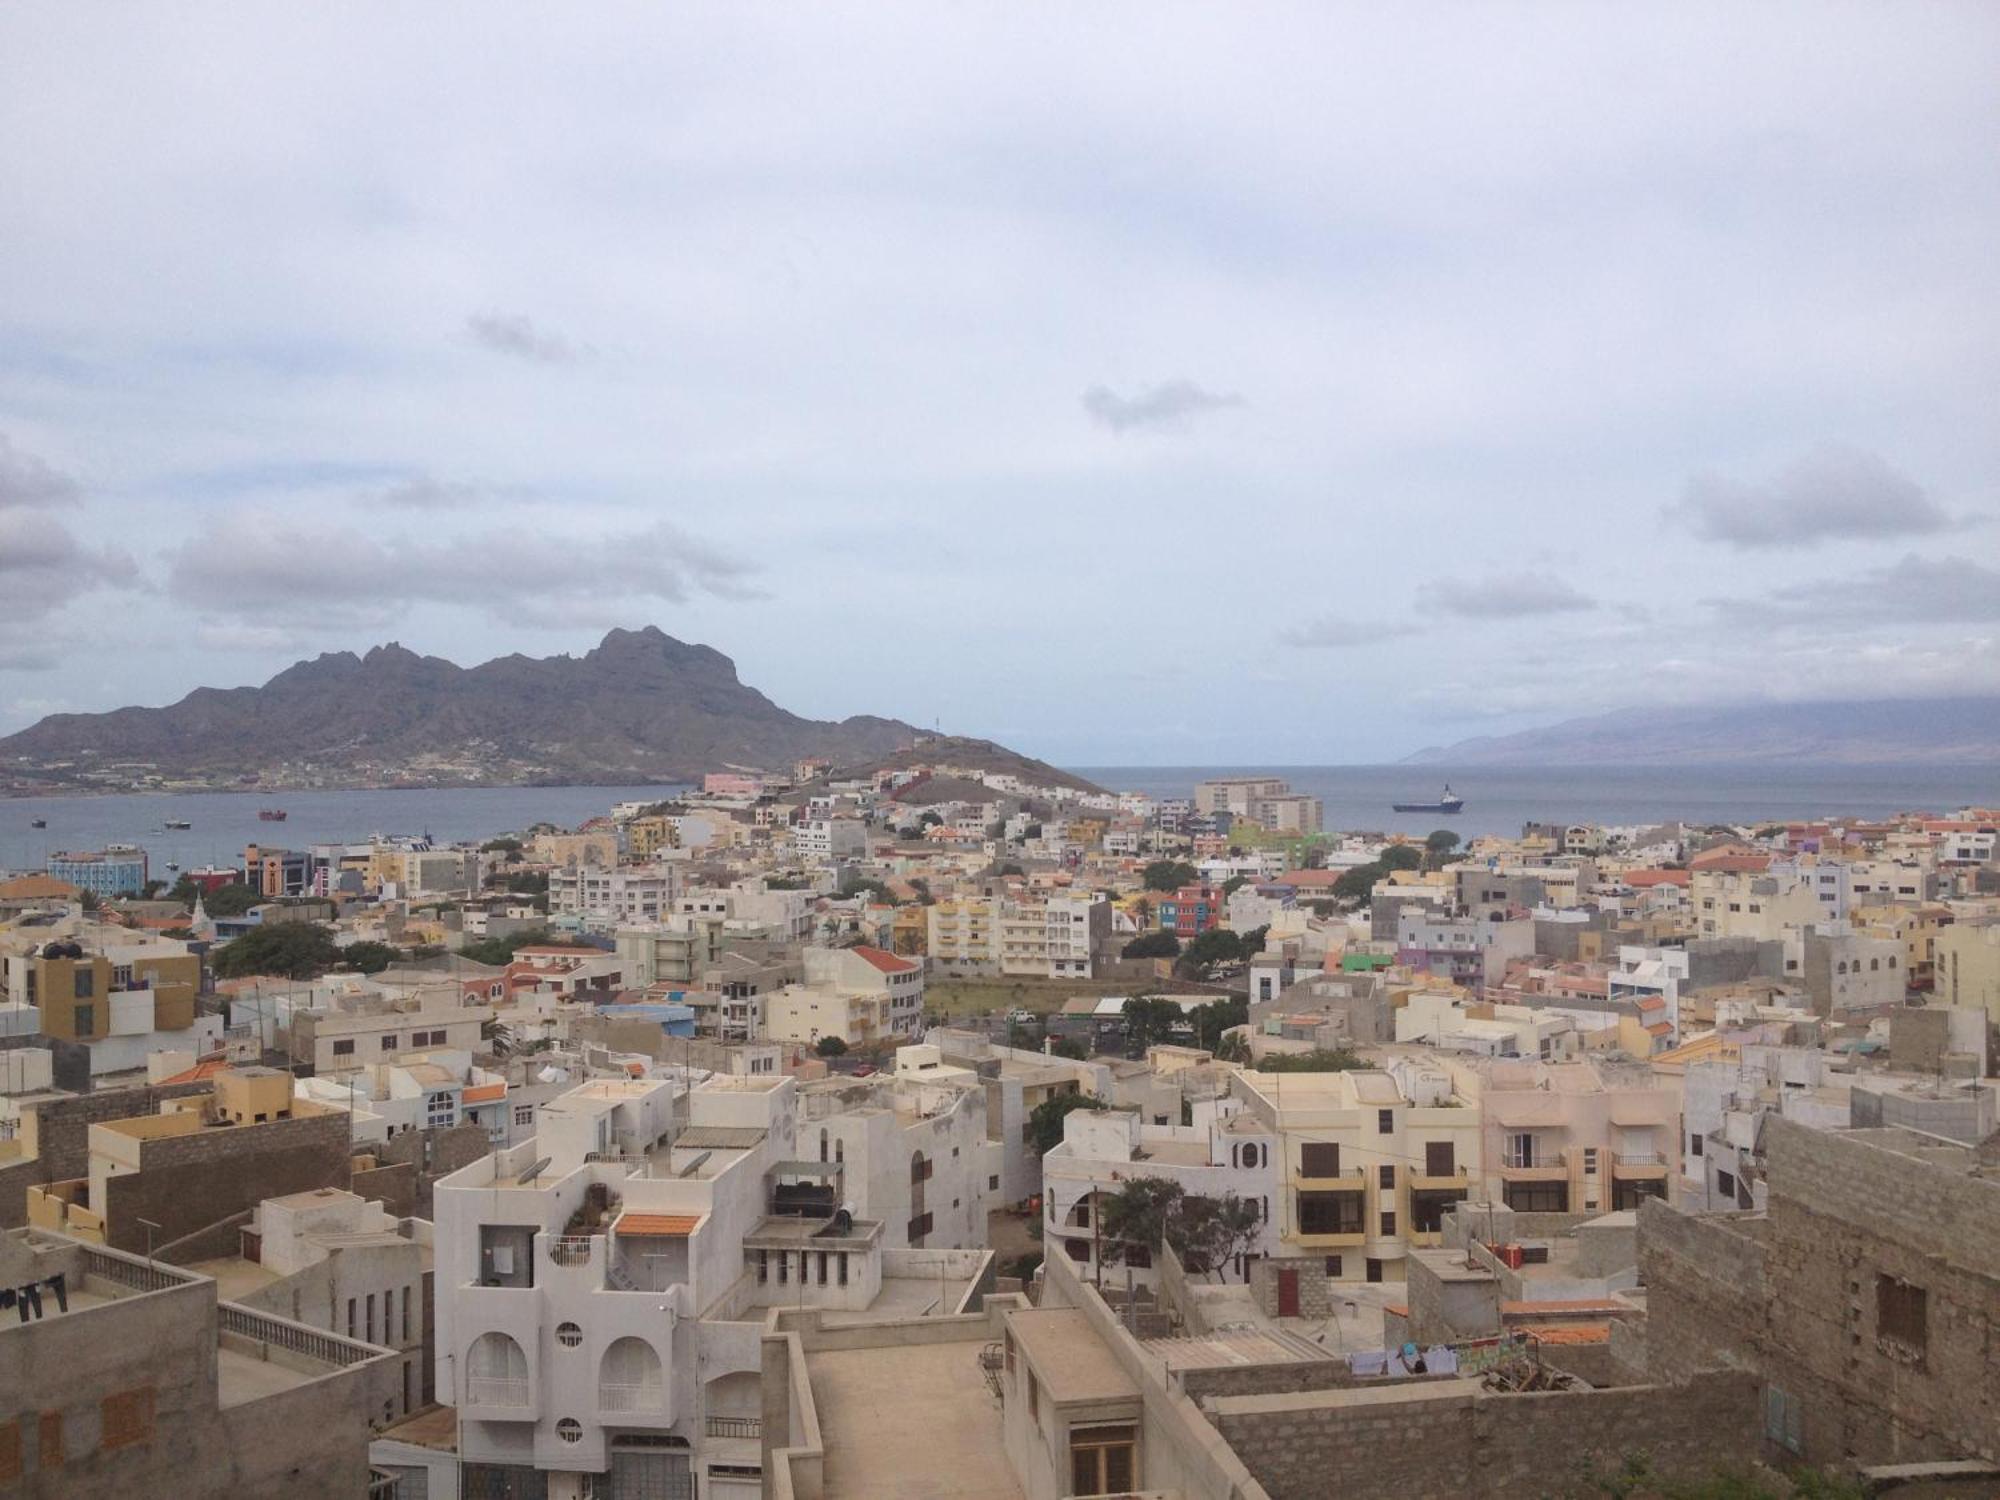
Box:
1069;764;1998;839
2;764;1993;878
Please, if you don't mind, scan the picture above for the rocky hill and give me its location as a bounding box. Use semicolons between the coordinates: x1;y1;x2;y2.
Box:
819;736;1105;798
1402;696;2000;766
0;627;926;787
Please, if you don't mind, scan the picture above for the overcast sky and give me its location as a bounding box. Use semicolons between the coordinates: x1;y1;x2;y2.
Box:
2;4;1995;765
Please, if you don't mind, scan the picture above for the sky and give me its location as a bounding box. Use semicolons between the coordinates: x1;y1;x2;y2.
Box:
1;3;1996;766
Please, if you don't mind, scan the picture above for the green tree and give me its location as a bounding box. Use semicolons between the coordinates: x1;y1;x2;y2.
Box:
456;927;568;966
1179;928;1245;974
1333;862;1386;901
1220;874;1250;898
480;837;524;856
815;1035;849;1057
1141;860;1200;892
1192;996;1248;1052
212;921;341;980
339;940;405;974
1047;1035;1088;1061
1120;930;1181;960
199;882;261;918
839;875;894;903
1240;924;1268;956
1257;1048;1366;1073
1425;829;1461;856
1170;1192;1264;1278
1380;843;1424;872
1097;1177;1183;1267
919;811;944;828
1029;1092;1107;1154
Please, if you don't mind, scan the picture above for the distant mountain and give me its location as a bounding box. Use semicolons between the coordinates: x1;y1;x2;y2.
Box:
0;628;931;787
1403;697;2000;767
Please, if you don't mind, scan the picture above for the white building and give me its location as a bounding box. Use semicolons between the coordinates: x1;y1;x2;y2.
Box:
800;1070;1003;1249
1041;1101;1279;1288
763;946;925;1048
794;817;866;864
433;1070;991;1499
549;863;681;931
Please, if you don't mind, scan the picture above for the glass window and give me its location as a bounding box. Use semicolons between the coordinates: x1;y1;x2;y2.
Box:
1069;1425;1138;1496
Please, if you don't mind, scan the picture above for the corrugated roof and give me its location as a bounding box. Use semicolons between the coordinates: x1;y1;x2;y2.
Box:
673;1125;768;1150
616;1212;703;1237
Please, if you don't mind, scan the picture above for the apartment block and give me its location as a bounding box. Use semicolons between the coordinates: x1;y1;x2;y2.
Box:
762;946;925;1048
1448;1057;1677;1216
800;1071;1002;1249
44;846;148;898
290;992;495;1075
1230;1060;1481;1284
549;862;680;930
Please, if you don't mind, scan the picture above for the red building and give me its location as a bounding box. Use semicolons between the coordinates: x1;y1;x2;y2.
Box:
1157;884;1221;937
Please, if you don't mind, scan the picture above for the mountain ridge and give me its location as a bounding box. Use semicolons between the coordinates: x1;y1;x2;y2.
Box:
0;628;939;788
1402;696;2000;767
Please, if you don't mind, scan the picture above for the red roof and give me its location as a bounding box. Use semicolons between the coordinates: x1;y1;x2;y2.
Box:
1624;870;1690;888
1690;853;1771;873
157;1055;234;1084
852;945;918;974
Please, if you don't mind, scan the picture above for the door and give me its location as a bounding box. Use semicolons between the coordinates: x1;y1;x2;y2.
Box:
1275;1267;1300;1317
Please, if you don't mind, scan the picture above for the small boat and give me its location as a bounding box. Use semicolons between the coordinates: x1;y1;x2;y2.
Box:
165;861;180;872
30;818;45;829
258;808;288;822
165;818;192;830
1392;784;1465;814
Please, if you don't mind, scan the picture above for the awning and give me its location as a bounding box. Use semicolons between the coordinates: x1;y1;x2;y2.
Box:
615;1212;703;1237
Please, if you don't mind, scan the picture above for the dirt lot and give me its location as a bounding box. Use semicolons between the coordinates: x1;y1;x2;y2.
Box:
925;976;1108;1020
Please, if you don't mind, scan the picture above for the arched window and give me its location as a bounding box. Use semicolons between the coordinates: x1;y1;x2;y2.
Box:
599;1337;664;1414
466;1331;528;1406
1836;961;1848;975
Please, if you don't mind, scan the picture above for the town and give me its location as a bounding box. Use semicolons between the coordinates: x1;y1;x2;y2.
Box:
0;754;1995;1499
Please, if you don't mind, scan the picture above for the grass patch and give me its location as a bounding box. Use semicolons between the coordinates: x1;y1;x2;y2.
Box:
926;977;1109;1020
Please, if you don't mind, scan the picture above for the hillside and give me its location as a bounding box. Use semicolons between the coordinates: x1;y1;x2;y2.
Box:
1402;696;2000;767
816;737;1105;798
0;627;925;788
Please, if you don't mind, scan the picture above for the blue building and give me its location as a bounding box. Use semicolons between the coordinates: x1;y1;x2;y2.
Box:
46;846;149;898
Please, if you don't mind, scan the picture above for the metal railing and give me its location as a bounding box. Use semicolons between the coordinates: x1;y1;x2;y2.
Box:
599;1382;665;1413
707;1414;761;1438
549;1236;597;1266
466;1375;531;1407
1501;1150;1557;1170
368;1469;402;1499
219;1303;384;1368
1614;1152;1664;1166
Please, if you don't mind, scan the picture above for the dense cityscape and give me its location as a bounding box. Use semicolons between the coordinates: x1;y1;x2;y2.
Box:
0;753;1995;1497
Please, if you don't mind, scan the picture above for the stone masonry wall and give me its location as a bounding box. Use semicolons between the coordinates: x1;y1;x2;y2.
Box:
100;1110;354;1253
0;1081;213;1229
1211;1371;1763;1500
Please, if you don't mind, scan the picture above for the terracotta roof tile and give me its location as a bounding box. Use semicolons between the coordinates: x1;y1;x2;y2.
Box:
851;945;918;973
616;1212;703;1237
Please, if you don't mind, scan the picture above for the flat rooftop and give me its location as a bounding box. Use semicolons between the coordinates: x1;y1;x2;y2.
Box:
807;1339;1022;1500
1008;1307;1139;1404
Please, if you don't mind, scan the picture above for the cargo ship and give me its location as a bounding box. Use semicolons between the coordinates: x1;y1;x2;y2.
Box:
258;808;288;822
1392;784;1464;814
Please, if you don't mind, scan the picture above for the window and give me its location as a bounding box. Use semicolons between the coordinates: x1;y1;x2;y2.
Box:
1323;1255;1343;1277
989;1175;1000;1191
1424;1141;1455;1176
1876;1275;1927;1362
514;1105;534;1127
1377;1109;1394;1134
382;1035;399;1051
1070;1424;1137;1496
754;1249;768;1284
1027;1372;1039;1420
332;1039;356;1057
556;1322;583;1348
402;1285;412;1342
1300;1142;1341;1177
347;1298;357;1338
366;1294;376;1343
98;1388;154;1451
1378;1165;1395;1190
1689;1134;1704;1158
1379;1211;1395;1237
72;1004;93;1038
72;969;95;999
1764;1386;1803;1454
1501;1181;1569;1213
1297;1190;1363;1236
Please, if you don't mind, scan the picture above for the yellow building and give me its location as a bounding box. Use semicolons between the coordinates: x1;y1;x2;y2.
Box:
1935;921;2000;1025
1230;1060;1481;1282
626;815;681;859
1854;902;1947;990
0;934;199;1040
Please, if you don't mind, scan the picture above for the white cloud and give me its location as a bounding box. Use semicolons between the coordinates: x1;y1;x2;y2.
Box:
1082;380;1244;434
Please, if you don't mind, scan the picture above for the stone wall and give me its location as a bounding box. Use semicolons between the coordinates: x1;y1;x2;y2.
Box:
100;1110;354;1254
0;1080;214;1228
1640;1120;2000;1468
1246;1256;1332;1320
1210;1370;1763;1500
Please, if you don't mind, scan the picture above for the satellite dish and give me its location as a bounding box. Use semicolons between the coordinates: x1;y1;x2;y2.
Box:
519;1156;553;1184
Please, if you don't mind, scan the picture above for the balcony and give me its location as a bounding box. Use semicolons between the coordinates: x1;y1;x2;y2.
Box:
1612;1152;1668;1177
465;1376;530;1408
1409;1169;1470;1191
707;1415;762;1439
1498;1148;1568;1181
599;1382;667;1415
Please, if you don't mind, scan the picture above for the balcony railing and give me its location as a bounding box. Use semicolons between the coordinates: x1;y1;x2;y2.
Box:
599;1382;665;1413
549;1236;597;1267
1501;1152;1560;1170
466;1376;531;1407
1614;1152;1664;1166
707;1414;762;1439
